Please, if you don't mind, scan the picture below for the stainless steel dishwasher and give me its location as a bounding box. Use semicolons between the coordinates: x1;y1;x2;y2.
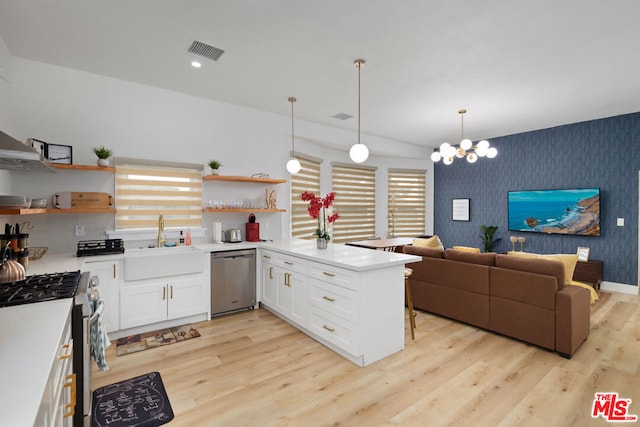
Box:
211;249;256;316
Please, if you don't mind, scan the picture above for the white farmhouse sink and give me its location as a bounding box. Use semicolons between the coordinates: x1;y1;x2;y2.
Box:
124;246;205;281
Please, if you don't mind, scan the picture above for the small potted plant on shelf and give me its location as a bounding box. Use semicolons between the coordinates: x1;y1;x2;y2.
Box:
93;146;113;166
208;159;223;175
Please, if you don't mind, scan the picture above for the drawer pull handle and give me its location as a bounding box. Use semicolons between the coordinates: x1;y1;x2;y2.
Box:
322;296;335;302
59;343;72;360
323;272;335;277
322;325;336;332
63;373;76;418
263;255;271;259
284;261;294;265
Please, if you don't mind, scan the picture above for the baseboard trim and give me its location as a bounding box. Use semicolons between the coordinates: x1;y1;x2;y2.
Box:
601;281;639;295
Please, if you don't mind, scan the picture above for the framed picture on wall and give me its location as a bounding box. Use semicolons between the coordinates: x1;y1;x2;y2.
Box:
577;247;590;262
452;198;470;221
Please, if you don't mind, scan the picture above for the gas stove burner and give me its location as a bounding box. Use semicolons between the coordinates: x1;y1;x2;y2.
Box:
0;270;82;308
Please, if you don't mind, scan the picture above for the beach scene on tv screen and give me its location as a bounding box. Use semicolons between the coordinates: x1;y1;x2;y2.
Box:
508;188;600;236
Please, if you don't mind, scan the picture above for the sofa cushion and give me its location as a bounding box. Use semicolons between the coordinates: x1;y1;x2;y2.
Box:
507;251;577;285
446;249;496;266
496;254;564;289
452;245;481;253
412;235;444;251
403;245;445;258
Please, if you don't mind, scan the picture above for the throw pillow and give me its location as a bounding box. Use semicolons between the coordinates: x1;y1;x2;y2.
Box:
507;251;578;284
413;235;444;251
452;245;481;253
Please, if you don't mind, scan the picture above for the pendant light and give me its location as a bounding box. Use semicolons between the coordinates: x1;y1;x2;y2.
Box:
430;109;497;165
286;97;301;174
349;59;369;163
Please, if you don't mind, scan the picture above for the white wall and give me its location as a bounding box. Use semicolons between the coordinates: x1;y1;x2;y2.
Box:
3;57;433;253
0;35;13;192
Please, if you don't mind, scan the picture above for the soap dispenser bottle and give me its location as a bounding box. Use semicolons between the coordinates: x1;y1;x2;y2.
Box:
185;230;192;246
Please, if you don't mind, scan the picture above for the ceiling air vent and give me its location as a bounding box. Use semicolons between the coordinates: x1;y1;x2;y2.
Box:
187;40;225;62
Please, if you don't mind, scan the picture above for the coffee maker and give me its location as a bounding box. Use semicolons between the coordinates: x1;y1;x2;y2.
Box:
246;214;260;242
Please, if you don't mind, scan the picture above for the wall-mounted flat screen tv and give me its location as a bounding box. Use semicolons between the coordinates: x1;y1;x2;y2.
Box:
508;188;600;236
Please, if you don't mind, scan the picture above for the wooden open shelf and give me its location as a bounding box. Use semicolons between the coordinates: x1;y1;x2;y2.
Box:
203;208;286;213
49;163;115;172
0;208;115;215
203;175;286;184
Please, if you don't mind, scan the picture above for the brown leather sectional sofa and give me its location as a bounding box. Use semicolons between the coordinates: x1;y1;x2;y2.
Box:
402;246;591;358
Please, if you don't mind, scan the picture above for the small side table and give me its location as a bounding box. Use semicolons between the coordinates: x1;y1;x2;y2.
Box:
573;260;603;290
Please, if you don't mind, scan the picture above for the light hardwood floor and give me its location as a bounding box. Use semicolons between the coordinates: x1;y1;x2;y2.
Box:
92;291;640;426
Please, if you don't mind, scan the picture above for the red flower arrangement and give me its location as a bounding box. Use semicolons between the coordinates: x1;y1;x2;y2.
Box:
301;191;339;240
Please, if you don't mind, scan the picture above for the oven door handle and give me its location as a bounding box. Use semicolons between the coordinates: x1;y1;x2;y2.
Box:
89;299;105;324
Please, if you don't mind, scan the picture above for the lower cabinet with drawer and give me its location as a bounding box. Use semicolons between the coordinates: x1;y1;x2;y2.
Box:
258;248;406;367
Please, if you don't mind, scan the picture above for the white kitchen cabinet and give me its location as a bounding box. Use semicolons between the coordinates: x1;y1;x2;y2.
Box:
259;250;308;327
82;259;122;333
257;244;409;367
120;275;207;330
35;305;75;427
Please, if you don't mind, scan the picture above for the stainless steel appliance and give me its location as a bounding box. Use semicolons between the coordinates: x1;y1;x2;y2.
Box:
225;229;242;243
0;270;100;426
211;249;256;316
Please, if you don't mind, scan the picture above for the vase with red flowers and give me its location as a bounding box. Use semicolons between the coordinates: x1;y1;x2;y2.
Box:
301;191;339;249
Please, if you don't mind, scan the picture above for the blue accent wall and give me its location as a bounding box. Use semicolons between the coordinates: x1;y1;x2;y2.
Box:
434;112;640;286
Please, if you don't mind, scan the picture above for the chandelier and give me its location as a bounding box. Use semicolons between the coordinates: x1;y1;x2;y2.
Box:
431;109;497;165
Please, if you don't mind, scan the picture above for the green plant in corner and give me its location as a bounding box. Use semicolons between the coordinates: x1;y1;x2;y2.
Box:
93;146;113;159
479;225;501;253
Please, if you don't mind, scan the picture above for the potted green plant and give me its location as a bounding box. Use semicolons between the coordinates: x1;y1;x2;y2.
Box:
479;225;501;253
208;159;223;175
93;146;113;166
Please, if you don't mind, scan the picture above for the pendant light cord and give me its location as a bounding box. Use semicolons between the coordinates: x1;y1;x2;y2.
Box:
288;97;296;156
355;59;365;145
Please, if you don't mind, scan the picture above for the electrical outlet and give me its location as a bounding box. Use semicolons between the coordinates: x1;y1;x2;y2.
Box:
75;225;85;236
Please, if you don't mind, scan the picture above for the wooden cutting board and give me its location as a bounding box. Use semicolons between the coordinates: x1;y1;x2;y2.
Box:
52;192;113;209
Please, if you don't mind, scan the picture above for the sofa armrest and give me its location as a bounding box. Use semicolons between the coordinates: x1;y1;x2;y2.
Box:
555;285;590;357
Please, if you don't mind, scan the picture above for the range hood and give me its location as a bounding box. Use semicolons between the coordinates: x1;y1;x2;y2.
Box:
0;130;55;172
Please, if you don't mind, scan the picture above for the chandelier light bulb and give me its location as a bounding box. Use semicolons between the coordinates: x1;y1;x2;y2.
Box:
349;143;369;163
440;142;451;153
467;153;478;163
460;138;472;150
477;140;490;150
286;158;301;174
431;151;442;162
487;147;498;159
443;156;454;165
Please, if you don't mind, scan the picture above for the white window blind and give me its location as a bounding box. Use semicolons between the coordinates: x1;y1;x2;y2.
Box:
331;163;376;243
290;156;321;239
115;159;203;229
387;169;426;237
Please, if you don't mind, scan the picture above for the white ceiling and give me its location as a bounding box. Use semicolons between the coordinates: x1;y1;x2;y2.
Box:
1;0;639;149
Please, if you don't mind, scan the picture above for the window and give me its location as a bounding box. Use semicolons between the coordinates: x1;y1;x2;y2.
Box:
115;158;203;229
290;156;321;239
387;169;426;237
331;163;376;243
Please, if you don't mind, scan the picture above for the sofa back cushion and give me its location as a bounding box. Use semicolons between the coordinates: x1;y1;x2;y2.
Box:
446;249;496;266
506;251;578;286
403;245;445;258
495;254;565;289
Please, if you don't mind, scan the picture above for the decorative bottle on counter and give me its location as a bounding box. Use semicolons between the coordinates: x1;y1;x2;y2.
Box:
179;231;185;245
185;230;192;246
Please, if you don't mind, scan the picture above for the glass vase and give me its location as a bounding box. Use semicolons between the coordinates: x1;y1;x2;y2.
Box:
316;238;328;249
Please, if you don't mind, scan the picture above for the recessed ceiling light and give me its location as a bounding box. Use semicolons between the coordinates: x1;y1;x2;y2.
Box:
191;61;202;68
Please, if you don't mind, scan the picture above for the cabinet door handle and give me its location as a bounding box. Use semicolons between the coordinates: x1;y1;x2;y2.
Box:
284;273;290;287
163;286;166;300
322;296;335;302
170;285;173;299
323;272;335;277
113;263;116;278
269;266;273;279
284;261;294;265
63;373;76;418
322;325;335;332
59;343;72;360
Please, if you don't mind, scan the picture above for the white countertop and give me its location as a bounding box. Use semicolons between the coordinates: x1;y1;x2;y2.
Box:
26;239;419;276
0;298;73;426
